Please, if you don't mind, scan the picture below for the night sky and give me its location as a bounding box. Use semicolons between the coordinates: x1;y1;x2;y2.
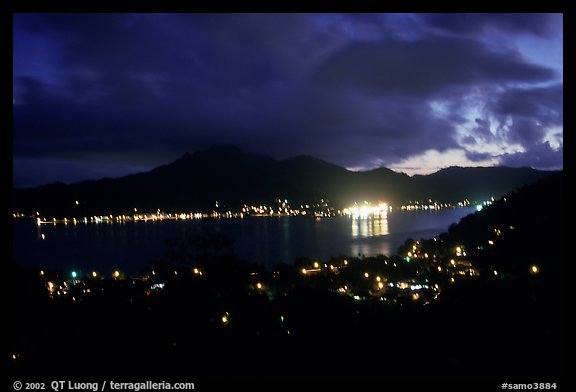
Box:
13;13;563;188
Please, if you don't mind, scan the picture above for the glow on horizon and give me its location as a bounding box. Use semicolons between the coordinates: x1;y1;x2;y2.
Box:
373;149;499;176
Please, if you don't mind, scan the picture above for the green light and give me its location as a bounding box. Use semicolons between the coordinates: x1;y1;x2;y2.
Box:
71;271;77;279
476;205;483;212
405;257;411;262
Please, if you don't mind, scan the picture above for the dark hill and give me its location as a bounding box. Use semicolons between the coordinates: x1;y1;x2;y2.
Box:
411;166;553;202
446;172;563;279
13;147;558;216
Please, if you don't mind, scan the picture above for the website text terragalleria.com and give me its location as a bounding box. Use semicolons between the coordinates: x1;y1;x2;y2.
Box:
12;381;195;391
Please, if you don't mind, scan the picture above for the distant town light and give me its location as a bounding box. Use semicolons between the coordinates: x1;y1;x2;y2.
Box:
313;262;320;269
71;271;77;279
364;272;369;278
256;282;263;290
113;270;120;278
92;271;97;278
476;205;483;212
376;276;381;282
377;282;384;289
221;315;229;324
301;268;307;275
530;265;540;274
40;270;44;276
41;234;46;240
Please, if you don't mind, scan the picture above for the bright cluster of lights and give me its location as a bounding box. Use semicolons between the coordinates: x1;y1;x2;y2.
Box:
476;197;496;211
221;312;230;325
193;267;204;276
401;201;452;211
343;202;389;219
241;199;336;217
455;246;466;257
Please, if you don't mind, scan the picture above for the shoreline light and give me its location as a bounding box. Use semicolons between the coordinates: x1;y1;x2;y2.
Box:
343;202;388;219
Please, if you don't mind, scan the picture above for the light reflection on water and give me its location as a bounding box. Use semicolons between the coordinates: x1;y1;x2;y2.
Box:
14;207;475;274
350;216;389;238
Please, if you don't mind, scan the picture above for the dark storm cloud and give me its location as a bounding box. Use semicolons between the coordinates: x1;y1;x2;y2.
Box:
418;13;559;37
459;83;563;170
500;142;563;169
13;74;225;167
306;33;558;168
472;118;494;140
465;150;494;162
13;13;562;186
461;135;477;146
13;157;145;188
506;117;546;149
493;84;562;160
311;35;555;96
267;89;459;167
492;84;563;127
